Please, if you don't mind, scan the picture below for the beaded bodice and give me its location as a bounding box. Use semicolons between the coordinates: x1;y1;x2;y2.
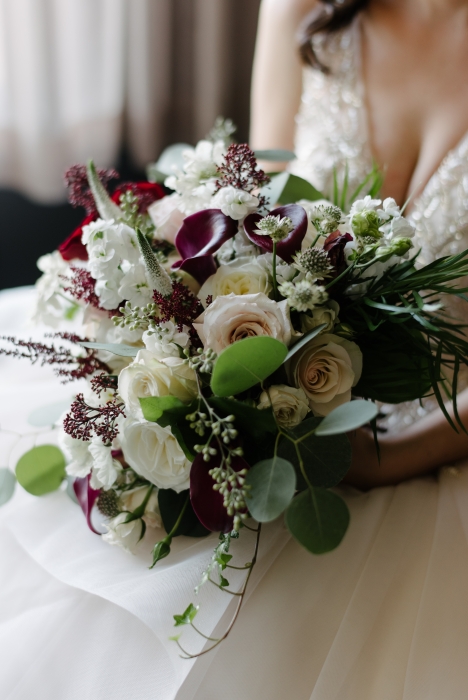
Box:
289;19;468;430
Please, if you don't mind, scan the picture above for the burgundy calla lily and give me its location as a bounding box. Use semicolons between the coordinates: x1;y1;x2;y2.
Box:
323;230;353;275
190;453;249;533
172;209;238;285
243;204;308;263
73;474;101;534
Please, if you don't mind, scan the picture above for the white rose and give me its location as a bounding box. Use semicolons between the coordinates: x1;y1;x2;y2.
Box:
118;349;197;420
258;385;309;428
119;485;162;529
212;186;259;220
119;417;191;492
89;439;121;489
193;292;294;353
301;300;340;334
288;333;363;416
102;512;144;552
198;257;272;305
148;193;186;245
59;431;92;478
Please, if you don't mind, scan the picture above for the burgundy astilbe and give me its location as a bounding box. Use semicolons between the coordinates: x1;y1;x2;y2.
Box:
63;393;125;444
216;144;270;196
64;164;119;216
0;333;109;383
90;372;118;398
63;267;100;308
153;281;203;331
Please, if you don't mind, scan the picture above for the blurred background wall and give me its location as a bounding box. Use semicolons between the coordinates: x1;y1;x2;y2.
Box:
0;0;261;290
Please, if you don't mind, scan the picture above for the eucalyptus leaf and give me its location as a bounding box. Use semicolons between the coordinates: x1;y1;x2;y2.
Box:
139;396;186;423
315;400;378;436
211;336;288;397
28;400;73;427
147;143;192;183
80;342;139;357
0;468;16;506
16;445;66;496
259;171;290;208
285;488;350;554
284;324;327;363
245;457;296;522
277;174;324;205
254;149;296;161
278;417;352;488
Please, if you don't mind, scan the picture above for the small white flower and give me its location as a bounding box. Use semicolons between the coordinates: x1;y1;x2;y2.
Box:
89;439;120;490
377;197;400;220
142;321;190;359
102;512;144;552
278;278;328;312
380;215;416;240
95;275;123;310
212;186;259;220
118;263;153;307
349;195;382;217
59;431;93;478
32;252;72;327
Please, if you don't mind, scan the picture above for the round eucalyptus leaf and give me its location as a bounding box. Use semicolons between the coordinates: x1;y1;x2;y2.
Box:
28;400;72;427
16;445;66;496
285;488;350;554
211;336;288;397
0;468;16;506
315;400;378;436
245;457;296;522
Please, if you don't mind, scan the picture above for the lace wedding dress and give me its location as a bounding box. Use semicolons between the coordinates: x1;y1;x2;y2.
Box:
2;19;468;700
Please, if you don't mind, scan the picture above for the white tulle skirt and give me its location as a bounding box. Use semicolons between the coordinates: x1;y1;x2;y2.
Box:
2;287;468;700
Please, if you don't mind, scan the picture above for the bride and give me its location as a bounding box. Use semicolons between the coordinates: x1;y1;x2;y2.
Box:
2;0;468;698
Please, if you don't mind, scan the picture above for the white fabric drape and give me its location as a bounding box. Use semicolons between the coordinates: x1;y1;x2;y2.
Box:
0;0;261;203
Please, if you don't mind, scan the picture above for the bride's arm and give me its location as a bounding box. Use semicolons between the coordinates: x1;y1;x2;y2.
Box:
250;0;317;166
346;389;468;489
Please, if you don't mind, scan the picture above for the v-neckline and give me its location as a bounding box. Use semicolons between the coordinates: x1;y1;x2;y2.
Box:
352;14;468;215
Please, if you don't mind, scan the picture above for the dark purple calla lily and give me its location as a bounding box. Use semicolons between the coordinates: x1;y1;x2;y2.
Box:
190;453;249;533
172;209;238;285
243;204;308;263
323;230;353;276
73;474;101;535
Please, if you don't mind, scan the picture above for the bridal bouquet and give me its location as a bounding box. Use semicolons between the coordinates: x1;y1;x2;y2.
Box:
3;120;468;654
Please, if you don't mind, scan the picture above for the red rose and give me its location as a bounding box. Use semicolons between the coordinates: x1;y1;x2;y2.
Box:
111;181;165;213
58;214;94;261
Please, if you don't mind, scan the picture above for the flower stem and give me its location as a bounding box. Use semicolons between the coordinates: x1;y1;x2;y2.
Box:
272;241;278;300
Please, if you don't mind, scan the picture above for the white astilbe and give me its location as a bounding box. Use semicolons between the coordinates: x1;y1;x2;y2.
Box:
279;278;328;312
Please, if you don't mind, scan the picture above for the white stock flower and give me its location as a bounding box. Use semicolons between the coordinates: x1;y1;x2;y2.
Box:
381;215;416;240
95;276;123;310
142;321;190;359
377;197;401;219
119;417;191;492
118;263;153;307
32;252;71;327
301;300;340;334
148;193;186;245
82;219;140;281
193;292;294;353
212;186;259;220
118;349;197;420
198;257;272;304
59;431;93;478
349;195;381;217
258;385;309;428
89;439;120;490
102;512;144;552
119;485;162;529
288;333;362;416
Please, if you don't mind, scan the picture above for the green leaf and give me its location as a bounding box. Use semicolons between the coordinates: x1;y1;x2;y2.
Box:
174;603;199;627
147;143;192;183
150;538;172;568
245;456;296;522
158;489;210;538
15;445;66;496
254;149;296;161
208;397;277;437
278;417;352;488
80;342;139;357
215;552;233;569
211;336;288;397
219;575;230;588
277;174;324;205
0;468;16;506
259;171;290;208
27;399;73;427
284;324;327;363
140;397;198;460
86;160;122;221
285;488;350;554
315;400;378;436
140;396;186;422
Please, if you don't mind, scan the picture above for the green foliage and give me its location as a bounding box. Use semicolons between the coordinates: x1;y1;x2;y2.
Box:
139;396;186;422
208;397;277;438
315;400;378;436
173;603;199;627
140;397;198;460
158;488;209;538
254;149;296;162
284;324;327;363
211;336;288;397
151;538;172;568
245;457;296;522
80;341;139;357
15;445;66;496
277;173;324;205
87;160;122;221
0;468;16;506
278;417;352;488
285;488;350;554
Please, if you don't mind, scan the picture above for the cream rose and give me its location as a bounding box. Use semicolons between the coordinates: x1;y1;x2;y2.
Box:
102;513;144;552
119;417;191;492
148;193;186;244
118;349;197;419
288;333;362;416
301;301;340;334
198;258;272;306
193;292;293;353
258;385;309;428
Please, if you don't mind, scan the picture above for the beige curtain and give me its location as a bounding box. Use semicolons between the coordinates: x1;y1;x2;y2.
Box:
0;0;261;203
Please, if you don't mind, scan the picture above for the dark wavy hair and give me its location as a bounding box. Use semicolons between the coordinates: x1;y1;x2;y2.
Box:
298;0;369;71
